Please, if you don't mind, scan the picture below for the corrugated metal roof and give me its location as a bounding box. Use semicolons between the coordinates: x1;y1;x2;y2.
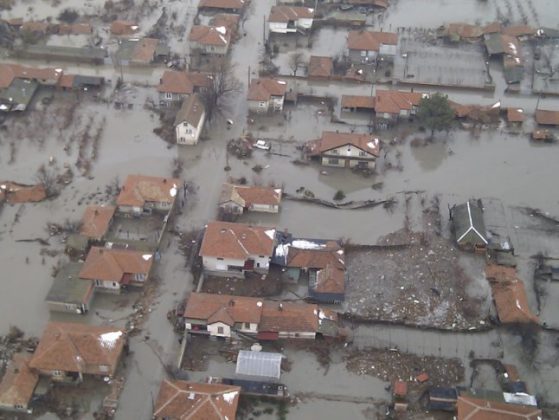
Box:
235;350;282;380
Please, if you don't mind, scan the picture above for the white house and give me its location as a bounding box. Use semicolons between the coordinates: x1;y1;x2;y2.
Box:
268;6;314;34
305;131;381;170
247;78;287;113
219;183;282;215
175;94;205;145
199;221;276;275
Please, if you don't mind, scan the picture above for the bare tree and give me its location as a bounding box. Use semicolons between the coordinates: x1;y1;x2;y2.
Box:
34;165;59;197
288;52;305;76
200;61;242;122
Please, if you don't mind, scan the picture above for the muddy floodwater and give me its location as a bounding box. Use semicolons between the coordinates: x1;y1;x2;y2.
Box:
1;0;559;418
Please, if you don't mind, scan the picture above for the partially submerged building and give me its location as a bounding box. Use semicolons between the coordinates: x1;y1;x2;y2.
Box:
154;379;240;420
116;174;180;215
157;70;213;107
308;56;333;79
0;354;38;414
268;6;315;34
235;350;283;381
219;183;282;215
29;322;126;383
189;25;231;55
116;38;169;66
0;181;46;203
174;94;206;145
247;78;287;113
199;221;276;274
535;109;559;127
45;262;95;314
456;395;542;420
374;89;424;122
198;0;246;14
347;30;398;64
80;205;116;242
304;131;381;170
341;95;375;113
450;200;488;252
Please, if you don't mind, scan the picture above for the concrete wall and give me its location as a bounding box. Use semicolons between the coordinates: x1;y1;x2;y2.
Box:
207;322;231;338
94;279;121;292
249;203;279;213
278;331;316;339
203;256;245;271
248;99;270;113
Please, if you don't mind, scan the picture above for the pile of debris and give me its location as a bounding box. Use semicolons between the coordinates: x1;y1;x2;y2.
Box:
227;137;253;158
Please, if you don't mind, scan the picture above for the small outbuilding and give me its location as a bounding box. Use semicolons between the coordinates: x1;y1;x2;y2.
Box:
235;350;283;381
450;200;488;252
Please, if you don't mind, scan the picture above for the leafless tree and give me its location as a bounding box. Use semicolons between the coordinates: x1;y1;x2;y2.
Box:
34;165;59;197
288;52;305;76
200;61;242;122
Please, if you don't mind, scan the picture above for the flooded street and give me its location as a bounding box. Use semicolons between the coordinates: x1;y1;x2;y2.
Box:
1;0;559;418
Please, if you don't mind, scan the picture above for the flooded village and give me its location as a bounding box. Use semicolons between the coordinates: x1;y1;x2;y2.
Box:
0;0;559;419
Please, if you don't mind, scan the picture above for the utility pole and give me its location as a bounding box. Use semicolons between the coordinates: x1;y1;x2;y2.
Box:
263;14;266;45
248;65;251;86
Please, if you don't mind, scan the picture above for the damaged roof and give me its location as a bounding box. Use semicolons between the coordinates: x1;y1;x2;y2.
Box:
457;395;542;420
220;183;282;207
268;6;315;23
308;56;333;78
0;181;46;204
247;78;287;101
158;70;213;95
29;322;125;376
79;247;153;283
347;30;398;51
189;25;230;46
313;263;346;295
306;131;380;157
199;221;276;259
80;205;116;239
154;379;240;420
116;174;180;208
184;292;264;325
451;200;488;246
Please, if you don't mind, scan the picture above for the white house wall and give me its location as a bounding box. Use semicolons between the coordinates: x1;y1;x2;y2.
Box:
207;322;231;338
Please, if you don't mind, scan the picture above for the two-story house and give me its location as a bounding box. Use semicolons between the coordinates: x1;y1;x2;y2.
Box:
29;322;126;383
79;247;154;292
116;174;180;215
157;70;213;107
305;131;381;170
268;6;314;34
189;25;231;55
199;221;276;275
219;183;282;216
174;94;206;145
347;30;398;64
247;78;287;113
374;89;425;123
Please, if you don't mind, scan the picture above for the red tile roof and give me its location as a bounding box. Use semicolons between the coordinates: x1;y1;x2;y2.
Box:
29;322;125;377
287;241;344;269
132;38;158;63
308;56;333;78
507;108;525;123
79;247;153;283
199;221;276;259
0;63;62;88
535;109;559;126
58;23;92;35
502;25;536;37
21;21;49;33
456;395;542;420
189;25;231;47
80;205;116;239
0;353;38;409
154;379;240;419
260;301;319;333
347;30;398;52
220;184;282;207
198;0;246;10
306;131;380;157
374;89;424;115
341;95;375;109
184;292;264;325
445;23;483;39
247;78;287;101
110;20;139;35
314;264;345;295
269;6;315;23
0;181;47;204
116;174;180;208
158;70;213;95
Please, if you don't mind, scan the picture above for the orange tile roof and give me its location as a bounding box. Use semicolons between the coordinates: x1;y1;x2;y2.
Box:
287;241;344;270
347;30;398;52
189;25;231;46
260;301;319;333
199;221;275;259
314;263;345;294
110;20;139;35
80;205;116;239
502;25;536;37
306;131;380;157
58;74;75;89
445;23;484;39
210;13;240;34
21;21;49;33
535;109;559;126
58;23;92;35
0;181;47;204
220;183;282;207
29;322;125;377
199;0;246;10
456;395;542;420
308;56;333;78
116;174;180;208
184;292;264;325
247;78;287;101
341;95;375;109
158;70;213;94
0;353;39;409
374;89;423;115
0;64;62;88
154;379;240;420
269;6;315;23
79;247;153;283
507;108;525;123
132;38;158;63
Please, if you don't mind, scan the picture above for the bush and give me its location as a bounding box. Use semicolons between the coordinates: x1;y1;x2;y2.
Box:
58;8;79;23
333;190;345;201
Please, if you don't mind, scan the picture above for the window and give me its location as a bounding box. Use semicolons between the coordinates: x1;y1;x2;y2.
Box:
165;92;173;99
259;102;266;108
95;280;102;287
360;50;366;57
328;158;339;165
14;404;24;410
359;151;367;157
217;257;224;261
244;322;251;329
53;370;64;377
331;149;338;154
217;326;224;334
